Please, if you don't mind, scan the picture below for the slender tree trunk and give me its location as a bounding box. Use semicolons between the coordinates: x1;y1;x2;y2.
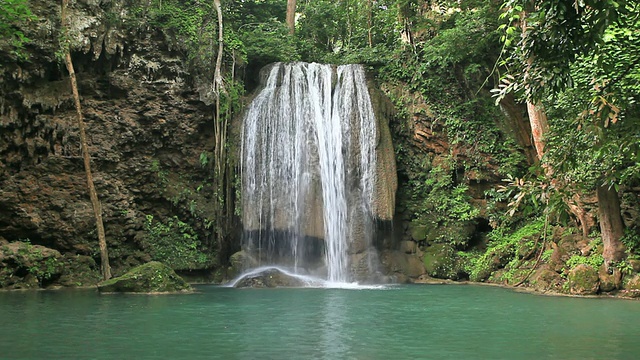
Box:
367;0;373;47
525;101;549;161
61;0;111;280
286;0;296;35
212;0;229;257
597;186;626;264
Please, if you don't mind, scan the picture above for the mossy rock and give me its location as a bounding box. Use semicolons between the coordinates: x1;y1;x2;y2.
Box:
422;244;462;280
58;254;102;287
598;265;622;292
621;275;640;298
409;222;431;242
0;241;64;289
233;268;307;288
567;264;599;295
98;261;192;293
426;221;475;246
530;268;564;293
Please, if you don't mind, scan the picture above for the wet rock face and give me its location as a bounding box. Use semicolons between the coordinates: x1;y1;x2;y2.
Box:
0;240;64;289
0;1;216;280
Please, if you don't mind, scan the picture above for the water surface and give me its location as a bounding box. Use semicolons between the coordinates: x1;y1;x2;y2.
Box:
1;284;638;359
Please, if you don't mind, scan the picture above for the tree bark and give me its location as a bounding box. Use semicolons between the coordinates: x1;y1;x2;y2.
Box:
525;101;549;161
286;0;296;35
498;94;537;164
597;186;626;264
61;0;111;280
367;0;373;47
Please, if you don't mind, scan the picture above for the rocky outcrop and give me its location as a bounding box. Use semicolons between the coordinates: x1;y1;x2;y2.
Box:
232;268;309;288
1;0;220;287
97;261;192;293
568;264;600;295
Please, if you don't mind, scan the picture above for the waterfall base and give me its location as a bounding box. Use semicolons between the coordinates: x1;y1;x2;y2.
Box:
227;266;391;289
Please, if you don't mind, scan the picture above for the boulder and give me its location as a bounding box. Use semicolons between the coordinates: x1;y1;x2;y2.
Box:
621;275;640;298
0;241;64;289
58;254;102;287
97;261;192;293
598;265;622;292
379;250;425;279
567;264;599;295
629;259;640;273
233;268;307;288
530;267;563;293
399;240;417;254
422;243;462;280
228;250;258;278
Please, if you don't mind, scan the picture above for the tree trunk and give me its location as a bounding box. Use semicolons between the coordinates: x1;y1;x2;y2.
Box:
61;0;111;280
367;0;373;47
213;0;223;93
286;0;296;35
526;101;549;161
520;15;593;237
498;94;537;164
597;186;626;264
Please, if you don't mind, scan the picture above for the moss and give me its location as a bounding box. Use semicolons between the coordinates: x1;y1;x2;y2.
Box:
423;244;462;280
567;264;599;295
97;261;192;293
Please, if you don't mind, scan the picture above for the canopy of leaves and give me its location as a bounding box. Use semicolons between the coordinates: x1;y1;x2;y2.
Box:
0;0;35;60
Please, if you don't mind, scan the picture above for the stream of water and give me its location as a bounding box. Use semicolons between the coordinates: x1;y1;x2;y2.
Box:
2;285;639;359
241;62;379;282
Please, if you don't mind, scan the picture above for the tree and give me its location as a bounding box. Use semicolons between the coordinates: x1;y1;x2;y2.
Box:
286;0;296;34
496;0;638;266
60;0;111;280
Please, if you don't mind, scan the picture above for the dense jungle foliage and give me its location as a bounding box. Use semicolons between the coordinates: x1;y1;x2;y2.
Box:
2;0;639;287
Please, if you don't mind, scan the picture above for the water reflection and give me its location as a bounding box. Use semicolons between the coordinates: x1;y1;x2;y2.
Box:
320;290;349;359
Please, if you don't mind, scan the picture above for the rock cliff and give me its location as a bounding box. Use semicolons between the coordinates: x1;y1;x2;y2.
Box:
1;0;220;288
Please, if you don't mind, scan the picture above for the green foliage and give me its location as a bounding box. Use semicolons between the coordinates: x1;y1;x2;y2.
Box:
143;215;215;270
402;158;479;246
492;173;571;226
495;0;633;102
199;152;209;168
150;159;168;186
621;228;640;255
463;219;545;281
565;254;604;271
0;0;35;60
239;21;300;65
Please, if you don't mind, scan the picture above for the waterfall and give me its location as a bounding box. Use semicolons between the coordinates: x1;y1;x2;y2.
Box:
241;62;378;283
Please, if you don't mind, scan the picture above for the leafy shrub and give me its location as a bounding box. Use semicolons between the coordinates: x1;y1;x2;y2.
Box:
143;215;215;270
464;219;545;281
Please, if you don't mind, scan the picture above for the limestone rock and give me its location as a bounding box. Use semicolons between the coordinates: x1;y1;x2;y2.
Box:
233;268;307;288
621;275;640;298
422;243;462;280
399;240;417;254
629;259;640;273
380;250;425;279
530;267;563;293
568;264;599;295
98;262;192;293
598;265;622;292
228;250;258;278
0;241;64;289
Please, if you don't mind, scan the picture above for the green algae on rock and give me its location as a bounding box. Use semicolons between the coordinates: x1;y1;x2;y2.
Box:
97;261;192;293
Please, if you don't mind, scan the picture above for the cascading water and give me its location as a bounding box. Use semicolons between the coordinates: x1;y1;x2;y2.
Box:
241;62;380;284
